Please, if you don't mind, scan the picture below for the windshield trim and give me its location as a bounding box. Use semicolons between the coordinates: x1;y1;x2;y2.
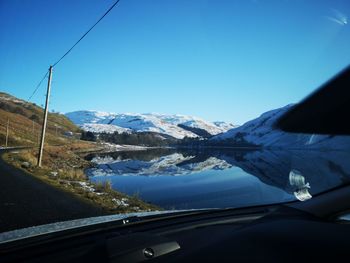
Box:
0;210;179;245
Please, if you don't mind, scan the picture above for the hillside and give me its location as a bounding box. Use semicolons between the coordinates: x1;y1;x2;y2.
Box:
0;92;158;214
66;111;236;139
212;104;350;150
0;92;80;147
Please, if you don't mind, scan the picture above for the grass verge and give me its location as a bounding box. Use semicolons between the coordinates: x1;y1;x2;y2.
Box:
2;141;160;214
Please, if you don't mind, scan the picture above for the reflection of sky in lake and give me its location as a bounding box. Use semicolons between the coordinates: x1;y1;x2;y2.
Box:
87;150;350;210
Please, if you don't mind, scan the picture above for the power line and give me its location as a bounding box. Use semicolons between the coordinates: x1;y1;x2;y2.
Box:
27;0;121;102
28;70;49;102
52;0;121;67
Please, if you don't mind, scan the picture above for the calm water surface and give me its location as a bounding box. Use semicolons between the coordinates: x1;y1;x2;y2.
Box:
86;149;350;210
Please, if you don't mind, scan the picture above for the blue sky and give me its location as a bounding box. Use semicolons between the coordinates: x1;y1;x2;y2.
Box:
0;0;349;124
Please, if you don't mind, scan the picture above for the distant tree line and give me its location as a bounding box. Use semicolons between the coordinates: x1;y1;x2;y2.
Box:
81;131;97;142
81;130;259;149
81;131;178;146
175;132;259;148
100;132;179;146
177;124;212;138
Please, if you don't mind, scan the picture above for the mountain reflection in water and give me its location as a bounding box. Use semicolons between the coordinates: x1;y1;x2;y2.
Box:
85;149;350;209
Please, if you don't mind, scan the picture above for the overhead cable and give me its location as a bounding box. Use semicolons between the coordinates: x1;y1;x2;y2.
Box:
28;70;49;102
52;0;121;67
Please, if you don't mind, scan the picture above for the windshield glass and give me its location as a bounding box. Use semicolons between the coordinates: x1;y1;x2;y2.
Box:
0;0;349;233
86;149;350;209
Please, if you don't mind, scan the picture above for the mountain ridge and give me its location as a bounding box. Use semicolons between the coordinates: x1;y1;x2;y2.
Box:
66;110;237;139
212;104;350;150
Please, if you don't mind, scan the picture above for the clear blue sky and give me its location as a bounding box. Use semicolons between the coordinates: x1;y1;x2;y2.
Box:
0;0;349;124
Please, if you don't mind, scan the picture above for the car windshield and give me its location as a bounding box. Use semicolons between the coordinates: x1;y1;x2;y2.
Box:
0;0;349;234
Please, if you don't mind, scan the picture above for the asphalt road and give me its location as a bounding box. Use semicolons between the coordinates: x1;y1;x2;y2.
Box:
0;148;108;233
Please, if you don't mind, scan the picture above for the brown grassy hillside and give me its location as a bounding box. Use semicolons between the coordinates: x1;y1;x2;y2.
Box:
0;92;80;147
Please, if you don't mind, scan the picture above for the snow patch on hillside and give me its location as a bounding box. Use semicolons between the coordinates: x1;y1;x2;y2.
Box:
81;124;132;134
66;111;235;139
212;104;350;150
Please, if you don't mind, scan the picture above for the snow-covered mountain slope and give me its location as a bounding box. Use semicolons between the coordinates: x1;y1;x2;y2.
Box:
81;124;132;134
66;111;235;139
213;121;238;131
65;110;116;125
212;104;350;150
147;113;236;135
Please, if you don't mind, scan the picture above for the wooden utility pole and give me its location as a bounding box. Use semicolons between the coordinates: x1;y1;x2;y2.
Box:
5;119;9;147
37;66;53;167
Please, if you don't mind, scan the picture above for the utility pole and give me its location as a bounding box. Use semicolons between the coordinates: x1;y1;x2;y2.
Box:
5;119;9;147
37;66;53;167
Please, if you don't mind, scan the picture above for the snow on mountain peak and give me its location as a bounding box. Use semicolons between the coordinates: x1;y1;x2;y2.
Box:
65;111;235;139
212;104;350;150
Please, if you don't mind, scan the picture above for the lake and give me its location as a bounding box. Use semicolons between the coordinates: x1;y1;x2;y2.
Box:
85;149;350;210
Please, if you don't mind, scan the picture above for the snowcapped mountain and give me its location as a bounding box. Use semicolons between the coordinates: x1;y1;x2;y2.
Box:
147;113;237;135
65;111;235;139
212;104;350;150
65;111;116;125
213;121;237;131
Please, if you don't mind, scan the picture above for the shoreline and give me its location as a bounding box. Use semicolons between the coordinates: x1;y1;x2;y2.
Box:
2;142;160;215
75;142;174;156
